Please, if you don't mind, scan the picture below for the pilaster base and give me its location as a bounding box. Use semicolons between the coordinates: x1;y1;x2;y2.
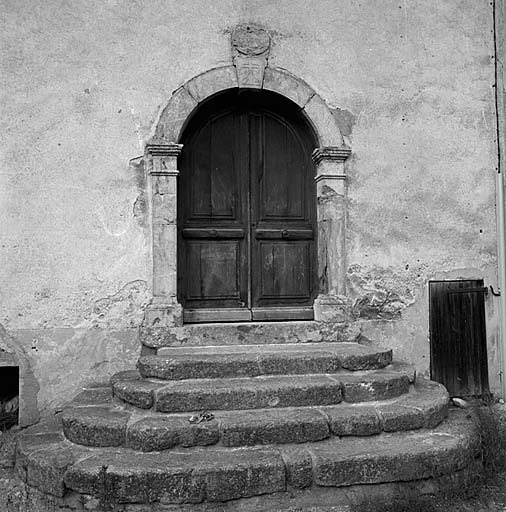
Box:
313;294;353;323
143;302;183;328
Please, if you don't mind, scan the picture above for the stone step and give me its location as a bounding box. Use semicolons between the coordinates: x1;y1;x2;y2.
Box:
17;409;478;505
140;320;360;349
61;378;448;451
138;342;393;380
111;368;412;413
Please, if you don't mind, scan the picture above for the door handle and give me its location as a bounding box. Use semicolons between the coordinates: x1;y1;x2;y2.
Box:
282;230;289;238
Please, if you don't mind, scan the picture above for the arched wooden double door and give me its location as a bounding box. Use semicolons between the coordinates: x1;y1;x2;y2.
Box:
178;90;317;322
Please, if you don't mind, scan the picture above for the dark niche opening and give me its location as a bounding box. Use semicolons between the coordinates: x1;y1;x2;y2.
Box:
0;366;19;430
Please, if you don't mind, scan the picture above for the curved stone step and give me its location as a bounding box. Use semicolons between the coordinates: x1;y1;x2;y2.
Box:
138;342;393;380
112;369;411;413
62;378;447;450
37;410;477;505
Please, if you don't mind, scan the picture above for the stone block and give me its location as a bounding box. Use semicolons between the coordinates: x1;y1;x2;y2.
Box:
313;295;350;323
303;94;343;147
340;348;392;371
26;443;81;497
113;379;162;409
281;446;313;489
62;407;129;447
234;56;266;88
263;67;314;107
16;432;62;482
138;353;262;380
378;404;425;432
141;342;393;381
179;421;220;448
257;351;340;376
64;452;205;504
220;408;329;447
127;417;180;451
324;405;381;436
68;387;113;407
185;66;238;103
309;413;478;489
143;303;183;329
197;448;285;502
340;372;410;403
0;430;18;469
154;86;197;143
140;320;359;348
155;378;257;413
401;379;449;428
109;370;140;387
155;375;342;413
127;416;219;451
64;447;284;504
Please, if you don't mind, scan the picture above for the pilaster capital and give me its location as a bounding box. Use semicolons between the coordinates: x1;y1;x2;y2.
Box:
312;146;351;165
145;143;183;176
145;143;183;158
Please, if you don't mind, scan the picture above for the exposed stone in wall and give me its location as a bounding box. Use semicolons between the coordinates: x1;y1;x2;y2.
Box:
89;280;150;329
348;265;415;320
14;328;140;410
331;107;355;137
130;156;147;228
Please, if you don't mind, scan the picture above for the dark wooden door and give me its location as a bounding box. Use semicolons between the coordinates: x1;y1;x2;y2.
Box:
429;280;489;397
178;91;317;322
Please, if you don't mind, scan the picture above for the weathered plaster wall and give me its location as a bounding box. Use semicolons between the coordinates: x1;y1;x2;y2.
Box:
0;0;499;407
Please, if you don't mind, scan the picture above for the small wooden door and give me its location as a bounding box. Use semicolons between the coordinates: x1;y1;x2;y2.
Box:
429;280;489;397
178;91;317;322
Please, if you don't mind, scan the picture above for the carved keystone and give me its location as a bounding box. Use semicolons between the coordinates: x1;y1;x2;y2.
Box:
231;24;271;88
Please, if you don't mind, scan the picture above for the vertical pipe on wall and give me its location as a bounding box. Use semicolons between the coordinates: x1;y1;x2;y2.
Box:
496;173;506;398
493;0;506;398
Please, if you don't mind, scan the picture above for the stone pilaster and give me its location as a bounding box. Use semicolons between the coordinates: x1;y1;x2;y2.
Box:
312;146;352;322
144;143;183;327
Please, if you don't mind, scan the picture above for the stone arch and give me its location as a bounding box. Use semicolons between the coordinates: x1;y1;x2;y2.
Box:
151;65;345;147
143;65;351;328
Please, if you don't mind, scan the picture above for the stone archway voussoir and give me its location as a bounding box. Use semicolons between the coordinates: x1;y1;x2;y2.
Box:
154;86;197;143
303;93;344;147
262;67;314;109
185;66;238;104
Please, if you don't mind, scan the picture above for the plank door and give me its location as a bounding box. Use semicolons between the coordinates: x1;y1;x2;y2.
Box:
429;279;489;397
250;109;316;321
178;104;250;322
178;91;317;323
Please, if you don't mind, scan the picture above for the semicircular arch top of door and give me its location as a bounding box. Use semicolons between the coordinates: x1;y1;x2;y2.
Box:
177;90;318;323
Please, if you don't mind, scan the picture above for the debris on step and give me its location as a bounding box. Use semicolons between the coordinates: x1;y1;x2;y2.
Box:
452;397;469;408
189;411;215;424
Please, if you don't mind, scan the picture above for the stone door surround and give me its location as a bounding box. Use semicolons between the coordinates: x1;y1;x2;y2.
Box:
143;61;351;328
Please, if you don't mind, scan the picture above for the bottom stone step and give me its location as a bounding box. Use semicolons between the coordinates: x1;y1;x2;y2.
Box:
17;409;479;506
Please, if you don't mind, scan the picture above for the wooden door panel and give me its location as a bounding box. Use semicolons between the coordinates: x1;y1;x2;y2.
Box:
185;241;242;305
179;104;248;311
257;242;311;302
189;114;238;220
251;109;316;311
260;114;305;220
